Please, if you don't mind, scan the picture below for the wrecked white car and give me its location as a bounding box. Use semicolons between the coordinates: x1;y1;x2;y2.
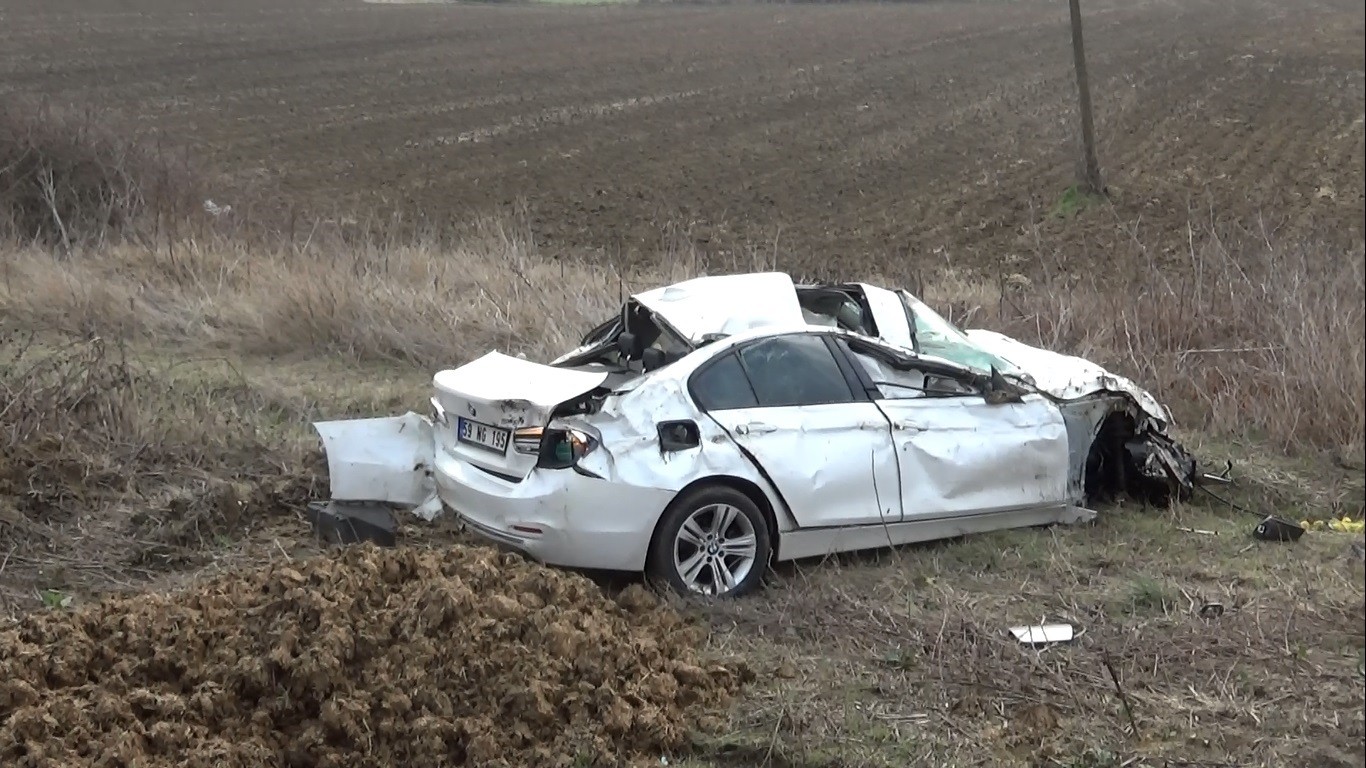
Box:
314;272;1197;598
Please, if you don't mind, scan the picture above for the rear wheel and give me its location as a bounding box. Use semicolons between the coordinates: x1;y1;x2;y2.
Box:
646;485;771;598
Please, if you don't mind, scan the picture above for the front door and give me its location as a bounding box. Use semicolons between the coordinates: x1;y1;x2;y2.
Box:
835;338;1071;519
690;334;901;528
878;395;1070;517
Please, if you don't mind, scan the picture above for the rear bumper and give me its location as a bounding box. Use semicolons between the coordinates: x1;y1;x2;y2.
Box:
431;449;675;572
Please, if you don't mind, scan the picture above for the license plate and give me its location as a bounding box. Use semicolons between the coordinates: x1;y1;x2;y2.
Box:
456;416;510;454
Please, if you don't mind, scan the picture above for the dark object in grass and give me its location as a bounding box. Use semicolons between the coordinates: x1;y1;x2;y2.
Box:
1253;515;1305;543
306;500;397;547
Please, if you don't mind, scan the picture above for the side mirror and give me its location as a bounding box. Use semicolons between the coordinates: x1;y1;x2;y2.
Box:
983;366;1024;405
641;347;667;371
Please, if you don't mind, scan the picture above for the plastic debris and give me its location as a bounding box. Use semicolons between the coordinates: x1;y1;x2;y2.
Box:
1008;623;1076;646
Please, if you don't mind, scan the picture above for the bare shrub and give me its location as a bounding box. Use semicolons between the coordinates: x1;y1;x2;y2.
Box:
0;98;206;249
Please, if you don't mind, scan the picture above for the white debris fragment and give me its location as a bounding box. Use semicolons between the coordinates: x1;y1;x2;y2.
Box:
1008;623;1076;646
203;199;232;217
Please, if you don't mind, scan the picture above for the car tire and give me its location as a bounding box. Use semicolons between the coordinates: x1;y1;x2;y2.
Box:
646;484;772;599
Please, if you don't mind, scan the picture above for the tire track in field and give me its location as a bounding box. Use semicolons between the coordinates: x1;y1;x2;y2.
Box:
402;88;715;149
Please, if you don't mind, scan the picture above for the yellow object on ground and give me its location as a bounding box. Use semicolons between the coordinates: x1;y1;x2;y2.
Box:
1299;517;1366;534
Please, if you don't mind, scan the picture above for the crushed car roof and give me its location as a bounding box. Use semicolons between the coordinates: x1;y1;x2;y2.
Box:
631;272;806;343
625;271;1170;424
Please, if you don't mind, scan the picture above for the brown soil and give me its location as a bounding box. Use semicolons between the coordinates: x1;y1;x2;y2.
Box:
0;545;747;768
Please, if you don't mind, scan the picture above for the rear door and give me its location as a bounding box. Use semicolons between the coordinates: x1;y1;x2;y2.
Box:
692;333;902;528
431;352;608;480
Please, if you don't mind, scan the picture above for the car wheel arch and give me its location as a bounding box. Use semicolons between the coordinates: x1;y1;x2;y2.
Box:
647;475;781;560
1083;409;1139;503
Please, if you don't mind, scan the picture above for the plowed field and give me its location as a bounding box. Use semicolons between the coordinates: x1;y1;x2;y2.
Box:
3;0;1361;273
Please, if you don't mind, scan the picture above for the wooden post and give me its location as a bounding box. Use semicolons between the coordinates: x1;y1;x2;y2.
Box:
1068;0;1104;195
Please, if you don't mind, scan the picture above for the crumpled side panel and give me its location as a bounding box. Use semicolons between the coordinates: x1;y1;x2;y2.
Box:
882;395;1072;517
562;377;794;531
963;329;1170;424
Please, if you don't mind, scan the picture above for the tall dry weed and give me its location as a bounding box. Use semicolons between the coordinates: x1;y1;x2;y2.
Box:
1;220;1360;456
0;333;316;557
0;219;697;366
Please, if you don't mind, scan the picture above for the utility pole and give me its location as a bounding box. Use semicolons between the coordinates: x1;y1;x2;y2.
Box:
1068;0;1104;196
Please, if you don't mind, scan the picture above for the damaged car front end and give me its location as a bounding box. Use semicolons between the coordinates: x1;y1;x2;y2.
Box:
312;272;1200;598
785;277;1198;505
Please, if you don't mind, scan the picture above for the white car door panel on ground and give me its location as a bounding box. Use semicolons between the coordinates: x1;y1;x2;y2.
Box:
692;334;901;529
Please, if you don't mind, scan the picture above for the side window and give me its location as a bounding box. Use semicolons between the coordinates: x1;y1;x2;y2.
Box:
923;373;978;397
691;353;758;411
738;335;856;407
850;350;927;399
841;341;979;400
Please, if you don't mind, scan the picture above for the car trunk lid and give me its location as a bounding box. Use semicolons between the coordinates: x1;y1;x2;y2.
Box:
431;351;610;480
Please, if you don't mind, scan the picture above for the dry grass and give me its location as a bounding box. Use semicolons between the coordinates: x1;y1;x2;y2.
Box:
2;7;1362;762
2;215;1361;455
0;120;1362;766
912;230;1366;457
0;220;691;368
680;506;1366;768
0;334;327;607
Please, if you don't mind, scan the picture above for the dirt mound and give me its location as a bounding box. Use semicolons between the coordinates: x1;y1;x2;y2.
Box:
0;545;747;768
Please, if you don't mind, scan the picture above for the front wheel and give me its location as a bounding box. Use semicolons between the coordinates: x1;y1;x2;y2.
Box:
646;485;772;598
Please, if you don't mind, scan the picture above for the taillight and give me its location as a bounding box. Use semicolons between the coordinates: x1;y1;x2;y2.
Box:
539;428;598;469
514;425;599;468
513;426;543;455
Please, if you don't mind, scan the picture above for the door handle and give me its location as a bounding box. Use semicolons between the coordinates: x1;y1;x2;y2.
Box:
736;421;777;436
894;421;924;432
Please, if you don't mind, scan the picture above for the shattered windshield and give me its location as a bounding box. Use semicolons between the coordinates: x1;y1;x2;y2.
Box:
900;293;1022;376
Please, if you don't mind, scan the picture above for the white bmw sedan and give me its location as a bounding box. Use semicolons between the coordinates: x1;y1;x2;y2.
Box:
315;273;1196;598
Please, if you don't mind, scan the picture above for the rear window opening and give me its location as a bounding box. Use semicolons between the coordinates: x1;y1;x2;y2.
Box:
559;302;691;374
795;285;879;335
